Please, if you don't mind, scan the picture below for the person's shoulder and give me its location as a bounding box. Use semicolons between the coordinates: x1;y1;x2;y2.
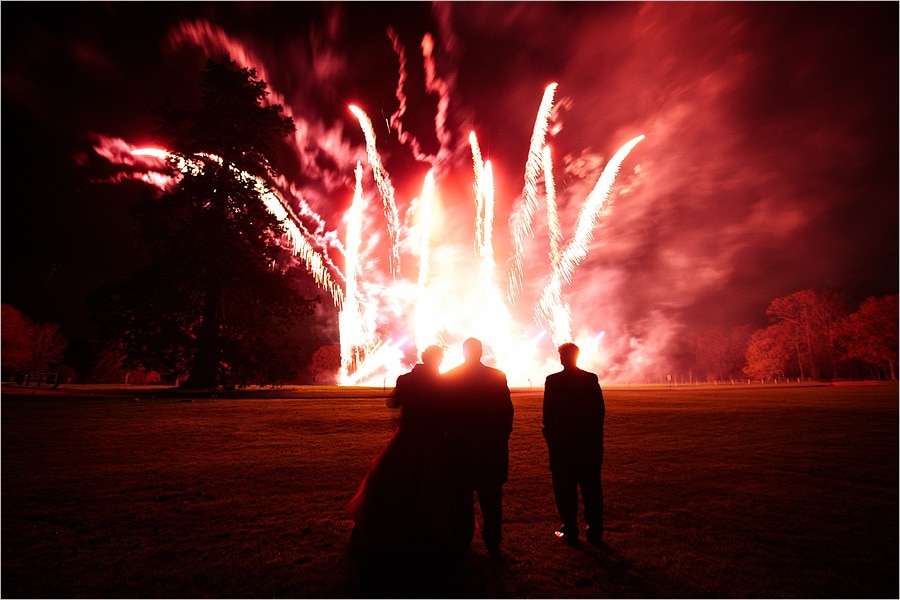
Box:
444;364;465;378
580;370;601;387
581;368;599;379
398;366;421;380
486;365;509;383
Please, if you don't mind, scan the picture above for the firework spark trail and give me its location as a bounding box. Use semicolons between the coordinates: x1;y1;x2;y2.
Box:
536;274;571;347
387;30;455;175
508;82;558;301
536;144;572;344
168;18;358;288
414;170;438;351
387;27;431;163
256;183;344;310
340;163;368;379
536;135;644;347
170;19;362;191
421;33;454;173
470;132;487;270
543;146;562;267
92;137;180;189
482;160;495;272
469;132;496;292
214;154;346;309
467;133;518;370
341;338;406;386
557;135;645;284
349;105;403;279
274;176;331;241
127;146;345;308
273;174;348;283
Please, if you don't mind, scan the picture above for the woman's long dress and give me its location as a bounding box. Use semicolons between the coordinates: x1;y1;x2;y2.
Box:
345;364;450;558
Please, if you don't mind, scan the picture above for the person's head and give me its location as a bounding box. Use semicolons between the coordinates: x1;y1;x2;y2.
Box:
421;345;444;370
558;342;579;368
462;337;483;363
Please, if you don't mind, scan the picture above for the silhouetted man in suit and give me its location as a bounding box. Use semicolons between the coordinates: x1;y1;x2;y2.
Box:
443;338;514;556
542;342;605;546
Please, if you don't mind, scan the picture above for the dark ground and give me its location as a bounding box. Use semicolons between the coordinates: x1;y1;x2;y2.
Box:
2;382;897;598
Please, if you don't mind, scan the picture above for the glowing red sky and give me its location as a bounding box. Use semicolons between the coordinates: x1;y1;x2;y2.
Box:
2;2;897;373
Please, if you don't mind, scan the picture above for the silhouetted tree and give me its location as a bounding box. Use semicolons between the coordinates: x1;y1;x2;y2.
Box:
839;295;898;380
682;324;754;382
743;322;796;380
2;304;34;376
695;329;729;381
727;324;754;379
764;289;847;380
1;304;68;380
310;344;342;384
91;56;317;389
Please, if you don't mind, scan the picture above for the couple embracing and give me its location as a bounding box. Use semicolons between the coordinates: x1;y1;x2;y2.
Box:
346;338;514;563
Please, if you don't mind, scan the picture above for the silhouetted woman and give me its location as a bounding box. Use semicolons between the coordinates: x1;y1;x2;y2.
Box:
346;345;447;560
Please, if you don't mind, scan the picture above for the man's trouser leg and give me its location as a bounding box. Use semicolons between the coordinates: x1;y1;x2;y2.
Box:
580;470;603;540
552;470;579;532
476;484;503;551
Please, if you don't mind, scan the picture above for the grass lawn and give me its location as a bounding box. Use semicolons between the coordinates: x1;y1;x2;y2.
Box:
2;382;897;598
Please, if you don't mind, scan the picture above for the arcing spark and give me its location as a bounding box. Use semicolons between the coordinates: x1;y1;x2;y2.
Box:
273;174;348;283
508;82;558;301
349;105;403;279
130;147;344;309
556;135;645;284
535;137;644;346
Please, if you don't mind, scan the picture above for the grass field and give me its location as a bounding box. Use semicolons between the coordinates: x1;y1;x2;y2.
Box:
2;382;897;598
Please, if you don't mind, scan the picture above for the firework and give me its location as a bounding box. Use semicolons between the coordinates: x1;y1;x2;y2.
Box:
94;25;645;386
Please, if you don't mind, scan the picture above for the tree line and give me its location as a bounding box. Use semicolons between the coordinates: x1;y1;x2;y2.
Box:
4;289;895;386
673;290;897;383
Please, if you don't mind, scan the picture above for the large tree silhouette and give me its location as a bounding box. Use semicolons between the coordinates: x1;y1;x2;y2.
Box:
839;295;898;380
92;56;316;389
1;304;68;380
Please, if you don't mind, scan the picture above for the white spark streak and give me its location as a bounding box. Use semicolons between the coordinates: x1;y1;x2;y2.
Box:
557;135;645;283
536;135;644;347
508;82;558;301
340;163;369;379
414;170;439;352
470;132;496;292
536;144;572;345
130;146;345;309
349;105;403;279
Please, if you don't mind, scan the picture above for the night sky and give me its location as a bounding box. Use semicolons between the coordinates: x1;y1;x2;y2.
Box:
2;2;897;381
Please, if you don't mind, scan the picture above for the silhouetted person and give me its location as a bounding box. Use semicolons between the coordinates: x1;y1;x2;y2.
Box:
443;337;514;556
346;345;446;560
542;342;605;546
